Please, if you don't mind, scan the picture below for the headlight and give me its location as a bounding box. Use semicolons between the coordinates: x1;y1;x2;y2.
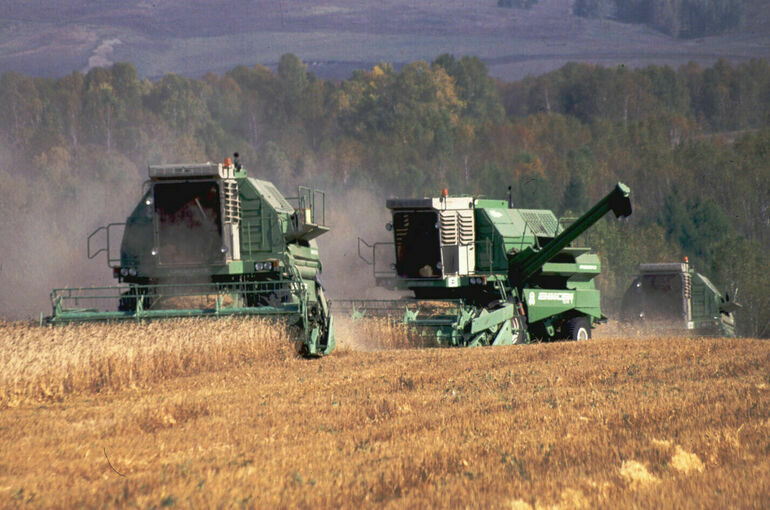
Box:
128;268;137;276
436;262;443;270
220;246;227;254
120;268;129;276
151;248;158;256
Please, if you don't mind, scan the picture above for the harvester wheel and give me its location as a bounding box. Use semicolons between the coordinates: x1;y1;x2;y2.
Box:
566;316;591;341
511;316;526;344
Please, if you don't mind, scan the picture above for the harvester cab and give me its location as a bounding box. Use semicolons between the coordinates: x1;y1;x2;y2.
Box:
354;183;632;346
48;156;335;357
621;260;739;337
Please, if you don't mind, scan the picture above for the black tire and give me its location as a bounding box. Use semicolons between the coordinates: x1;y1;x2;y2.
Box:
566;316;591;341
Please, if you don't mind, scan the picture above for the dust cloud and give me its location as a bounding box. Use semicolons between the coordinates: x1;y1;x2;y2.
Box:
83;38;122;72
0;154;143;320
592;320;692;339
316;186;405;302
0;158;406;320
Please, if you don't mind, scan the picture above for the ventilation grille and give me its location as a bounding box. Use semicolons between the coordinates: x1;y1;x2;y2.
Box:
681;271;692;299
458;210;474;245
223;180;241;224
440;211;457;245
439;210;474;246
519;211;559;237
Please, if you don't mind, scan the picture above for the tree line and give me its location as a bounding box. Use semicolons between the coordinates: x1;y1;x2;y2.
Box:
574;0;745;38
0;55;767;335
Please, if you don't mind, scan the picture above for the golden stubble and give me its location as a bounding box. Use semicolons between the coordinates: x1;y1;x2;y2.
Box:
0;320;768;508
0;318;294;408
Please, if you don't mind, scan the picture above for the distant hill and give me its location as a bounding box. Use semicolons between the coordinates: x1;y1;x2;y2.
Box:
0;0;768;80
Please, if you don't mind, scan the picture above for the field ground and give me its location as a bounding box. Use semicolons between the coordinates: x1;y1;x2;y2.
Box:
1;318;769;507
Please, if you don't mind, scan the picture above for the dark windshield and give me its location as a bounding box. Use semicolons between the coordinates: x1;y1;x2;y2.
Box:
154;181;223;265
393;211;441;278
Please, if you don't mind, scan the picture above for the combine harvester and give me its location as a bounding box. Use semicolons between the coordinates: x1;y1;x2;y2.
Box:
47;155;334;356
350;183;632;345
620;260;739;337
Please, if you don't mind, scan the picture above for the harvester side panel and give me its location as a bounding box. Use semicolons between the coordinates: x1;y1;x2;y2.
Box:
240;183;281;257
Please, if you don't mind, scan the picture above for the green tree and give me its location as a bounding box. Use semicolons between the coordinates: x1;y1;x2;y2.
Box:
432;54;504;124
659;190;735;267
278;53;309;121
83;67;122;151
712;237;770;337
0;72;43;149
144;73;209;138
560;173;589;215
54;71;84;149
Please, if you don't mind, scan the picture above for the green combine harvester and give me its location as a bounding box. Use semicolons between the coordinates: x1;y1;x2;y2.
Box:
47;155;335;356
620;260;739;337
351;183;632;345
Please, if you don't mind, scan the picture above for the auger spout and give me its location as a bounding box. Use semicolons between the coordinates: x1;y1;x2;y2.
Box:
508;182;631;285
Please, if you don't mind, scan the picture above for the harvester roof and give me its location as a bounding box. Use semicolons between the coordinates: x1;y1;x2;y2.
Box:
148;163;240;180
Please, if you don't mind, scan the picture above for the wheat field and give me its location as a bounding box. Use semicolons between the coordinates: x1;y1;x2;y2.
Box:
0;317;768;508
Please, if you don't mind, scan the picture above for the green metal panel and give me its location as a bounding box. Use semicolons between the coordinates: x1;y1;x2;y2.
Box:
239;178;283;257
249;178;294;214
522;287;600;323
524;288;578;323
573;288;602;319
475;207;562;273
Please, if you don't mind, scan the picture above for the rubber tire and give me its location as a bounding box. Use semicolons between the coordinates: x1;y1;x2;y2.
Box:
566;316;591;341
511;316;526;344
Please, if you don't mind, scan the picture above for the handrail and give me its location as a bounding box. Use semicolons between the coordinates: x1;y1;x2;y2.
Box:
288;186;327;226
314;189;326;225
357;237;374;265
357;237;396;277
87;223;125;267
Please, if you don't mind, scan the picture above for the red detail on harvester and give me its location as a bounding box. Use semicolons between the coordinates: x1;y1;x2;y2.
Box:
442;188;449;197
224;157;232;167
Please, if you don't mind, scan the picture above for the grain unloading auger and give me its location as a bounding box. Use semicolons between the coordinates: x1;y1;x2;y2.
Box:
347;182;631;345
47;156;335;357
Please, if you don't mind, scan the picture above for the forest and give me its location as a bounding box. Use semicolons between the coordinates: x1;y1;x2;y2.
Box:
573;0;745;38
0;55;767;336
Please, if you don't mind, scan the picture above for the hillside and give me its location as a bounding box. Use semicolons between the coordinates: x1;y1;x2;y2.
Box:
1;0;768;80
